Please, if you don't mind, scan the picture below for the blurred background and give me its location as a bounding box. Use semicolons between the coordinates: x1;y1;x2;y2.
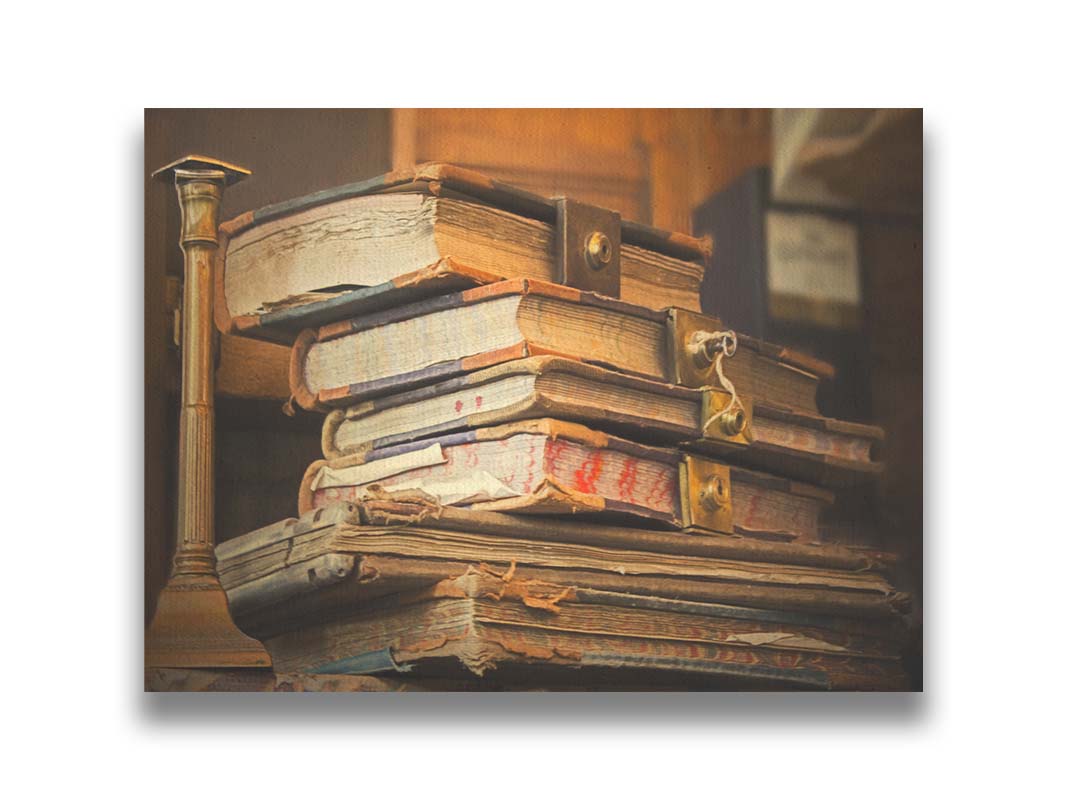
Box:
145;109;922;661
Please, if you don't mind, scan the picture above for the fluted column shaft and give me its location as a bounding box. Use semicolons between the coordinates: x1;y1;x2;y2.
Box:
172;170;225;581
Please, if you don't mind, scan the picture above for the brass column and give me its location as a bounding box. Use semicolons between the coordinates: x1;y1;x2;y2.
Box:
145;155;271;668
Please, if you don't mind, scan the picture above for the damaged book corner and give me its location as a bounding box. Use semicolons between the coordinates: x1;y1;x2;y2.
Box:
162;162;912;691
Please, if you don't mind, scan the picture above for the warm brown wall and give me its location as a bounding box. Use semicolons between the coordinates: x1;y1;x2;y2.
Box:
144;109;392;620
391;108;771;233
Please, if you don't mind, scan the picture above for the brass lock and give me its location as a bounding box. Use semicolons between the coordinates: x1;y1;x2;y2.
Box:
686;332;716;370
699;474;730;511
718;406;747;437
555;197;621;297
685;329;737;371
679;455;733;532
699;389;753;446
584;231;612;271
667;308;746;389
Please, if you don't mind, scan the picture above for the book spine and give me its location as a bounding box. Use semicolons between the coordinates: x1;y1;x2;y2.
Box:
214;212;256;336
288;327;322;411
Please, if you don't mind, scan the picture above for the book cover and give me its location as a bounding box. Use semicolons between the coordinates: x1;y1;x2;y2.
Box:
300;418;833;540
289;277;831;416
217;162;712;340
251;564;909;690
320;356;883;486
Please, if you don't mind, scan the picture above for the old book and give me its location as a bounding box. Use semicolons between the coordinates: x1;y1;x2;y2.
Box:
320;356;883;485
290;278;831;414
299;418;833;540
215;506;908;688
216;504;908;630
257;566;908;690
217;163;710;340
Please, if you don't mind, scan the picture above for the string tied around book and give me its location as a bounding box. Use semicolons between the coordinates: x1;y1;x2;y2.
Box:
691;329;744;436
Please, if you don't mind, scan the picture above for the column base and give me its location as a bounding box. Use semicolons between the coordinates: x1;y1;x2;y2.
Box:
145;575;272;668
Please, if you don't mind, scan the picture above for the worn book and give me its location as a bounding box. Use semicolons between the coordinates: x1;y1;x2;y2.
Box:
299;418;833;540
216;503;909;633
261;567;908;690
215;504;909;689
216;163;710;341
289;278;832;415
319;356;882;485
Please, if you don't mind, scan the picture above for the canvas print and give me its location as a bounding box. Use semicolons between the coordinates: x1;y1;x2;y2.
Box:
144;109;922;691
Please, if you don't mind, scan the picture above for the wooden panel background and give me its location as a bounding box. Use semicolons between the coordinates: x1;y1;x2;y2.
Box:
391;108;771;234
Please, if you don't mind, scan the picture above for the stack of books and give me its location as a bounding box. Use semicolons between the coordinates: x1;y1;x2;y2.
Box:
214;163;909;690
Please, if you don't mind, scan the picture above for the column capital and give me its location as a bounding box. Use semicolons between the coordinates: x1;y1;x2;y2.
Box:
152;154;251;185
